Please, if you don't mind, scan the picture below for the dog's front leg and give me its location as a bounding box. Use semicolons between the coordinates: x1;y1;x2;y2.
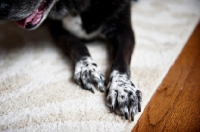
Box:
104;10;142;121
106;27;142;121
49;20;105;93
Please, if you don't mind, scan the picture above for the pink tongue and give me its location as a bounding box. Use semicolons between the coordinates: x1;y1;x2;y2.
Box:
16;9;42;28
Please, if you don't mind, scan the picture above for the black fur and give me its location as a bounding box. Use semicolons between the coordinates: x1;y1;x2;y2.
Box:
0;0;142;121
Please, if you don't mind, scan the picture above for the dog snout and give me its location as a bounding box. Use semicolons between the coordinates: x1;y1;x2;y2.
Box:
0;0;43;20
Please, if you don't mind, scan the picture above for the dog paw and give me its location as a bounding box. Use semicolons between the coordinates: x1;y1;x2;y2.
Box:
106;70;142;121
74;57;105;93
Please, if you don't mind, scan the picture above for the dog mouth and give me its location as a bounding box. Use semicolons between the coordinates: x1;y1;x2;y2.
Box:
16;0;53;29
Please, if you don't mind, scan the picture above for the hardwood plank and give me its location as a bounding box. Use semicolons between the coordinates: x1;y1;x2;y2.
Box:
163;49;200;132
132;22;200;132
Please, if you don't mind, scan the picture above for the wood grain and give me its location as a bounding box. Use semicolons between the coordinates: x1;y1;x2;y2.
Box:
132;22;200;132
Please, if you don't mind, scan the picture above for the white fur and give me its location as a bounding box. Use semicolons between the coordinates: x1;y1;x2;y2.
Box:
108;70;138;92
62;15;101;39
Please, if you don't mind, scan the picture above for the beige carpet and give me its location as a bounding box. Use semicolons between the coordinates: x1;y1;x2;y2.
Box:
0;0;200;131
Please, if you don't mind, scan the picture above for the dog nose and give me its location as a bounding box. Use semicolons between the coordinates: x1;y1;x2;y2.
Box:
0;1;10;18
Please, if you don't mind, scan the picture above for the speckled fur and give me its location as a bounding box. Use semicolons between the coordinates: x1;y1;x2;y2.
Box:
106;70;142;121
74;56;105;93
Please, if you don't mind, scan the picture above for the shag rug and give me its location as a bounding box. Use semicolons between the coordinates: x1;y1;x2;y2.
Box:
0;0;200;131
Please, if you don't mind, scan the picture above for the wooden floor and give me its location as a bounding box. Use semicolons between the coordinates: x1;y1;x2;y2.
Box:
132;22;200;132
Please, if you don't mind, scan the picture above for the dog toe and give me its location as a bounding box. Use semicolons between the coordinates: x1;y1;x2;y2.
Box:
92;73;105;92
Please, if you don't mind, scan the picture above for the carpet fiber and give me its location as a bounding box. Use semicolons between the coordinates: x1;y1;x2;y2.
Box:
0;0;200;131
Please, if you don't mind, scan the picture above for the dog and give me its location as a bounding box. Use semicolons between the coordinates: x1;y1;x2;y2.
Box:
0;0;142;121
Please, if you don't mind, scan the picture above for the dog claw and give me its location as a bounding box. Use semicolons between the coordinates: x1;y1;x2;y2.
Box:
97;82;104;92
100;88;104;92
131;112;134;121
138;102;141;112
125;112;129;120
91;89;95;93
111;106;114;111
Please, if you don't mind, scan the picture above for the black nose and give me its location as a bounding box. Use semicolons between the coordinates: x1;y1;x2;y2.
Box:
0;1;10;18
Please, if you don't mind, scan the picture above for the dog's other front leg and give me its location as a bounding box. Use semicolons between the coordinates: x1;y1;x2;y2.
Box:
103;5;142;121
49;20;105;93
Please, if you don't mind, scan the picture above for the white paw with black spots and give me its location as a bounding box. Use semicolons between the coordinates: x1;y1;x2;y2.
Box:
74;57;105;93
106;70;142;121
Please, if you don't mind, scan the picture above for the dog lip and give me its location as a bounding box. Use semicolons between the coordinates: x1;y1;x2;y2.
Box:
15;0;53;29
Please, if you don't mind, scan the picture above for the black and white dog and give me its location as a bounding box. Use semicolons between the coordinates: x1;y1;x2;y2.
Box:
0;0;142;121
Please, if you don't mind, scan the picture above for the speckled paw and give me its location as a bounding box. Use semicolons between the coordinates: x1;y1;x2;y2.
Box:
106;70;142;121
74;57;105;93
